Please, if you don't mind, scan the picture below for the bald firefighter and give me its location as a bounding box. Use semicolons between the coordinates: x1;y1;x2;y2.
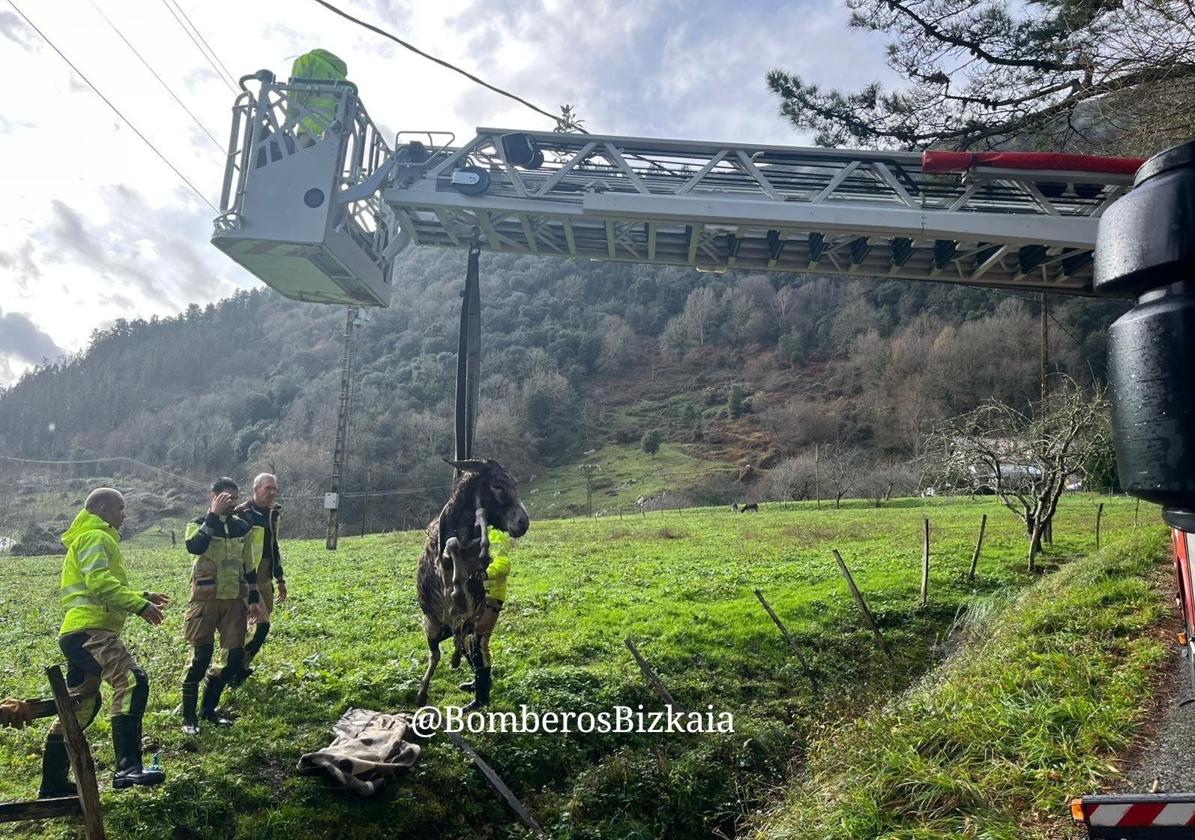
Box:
38;488;169;797
233;472;288;681
459;526;513;708
181;478;261;735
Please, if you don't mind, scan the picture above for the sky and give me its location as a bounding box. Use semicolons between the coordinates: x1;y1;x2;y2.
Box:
0;0;896;386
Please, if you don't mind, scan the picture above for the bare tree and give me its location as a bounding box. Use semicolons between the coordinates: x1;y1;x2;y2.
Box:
770;454;819;505
821;445;867;509
925;381;1110;571
683;286;719;347
859;460;918;507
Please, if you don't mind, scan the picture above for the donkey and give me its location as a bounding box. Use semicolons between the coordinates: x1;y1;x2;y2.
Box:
415;458;529;711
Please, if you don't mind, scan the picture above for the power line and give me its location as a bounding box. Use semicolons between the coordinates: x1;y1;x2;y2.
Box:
0;454;208;488
310;0;564;128
163;0;238;87
88;0;225;153
8;1;219;214
158;0;237;92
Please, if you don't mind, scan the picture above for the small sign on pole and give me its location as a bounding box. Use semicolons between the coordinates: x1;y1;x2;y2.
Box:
323;493;339;511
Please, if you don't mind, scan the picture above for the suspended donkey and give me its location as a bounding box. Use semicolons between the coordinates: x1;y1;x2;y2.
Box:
415;458;529;710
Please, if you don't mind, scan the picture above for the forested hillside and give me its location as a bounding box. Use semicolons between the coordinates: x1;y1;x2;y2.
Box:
0;243;1127;537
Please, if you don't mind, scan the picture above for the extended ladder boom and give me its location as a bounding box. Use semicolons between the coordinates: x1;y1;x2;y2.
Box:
212;74;1135;307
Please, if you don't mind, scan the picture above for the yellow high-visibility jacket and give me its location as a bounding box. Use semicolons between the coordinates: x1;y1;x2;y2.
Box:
58;510;149;636
484;527;512;602
288;49;348;139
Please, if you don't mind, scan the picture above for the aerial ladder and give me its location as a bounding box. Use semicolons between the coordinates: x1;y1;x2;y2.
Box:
210;70;1195;839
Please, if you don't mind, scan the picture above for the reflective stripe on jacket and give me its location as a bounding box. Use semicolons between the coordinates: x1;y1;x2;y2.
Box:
58;509;148;636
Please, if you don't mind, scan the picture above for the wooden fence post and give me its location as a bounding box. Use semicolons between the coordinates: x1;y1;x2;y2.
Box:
444;732;545;837
46;665;105;840
625;638;681;712
753;589;819;695
831;550;889;655
1096;502;1105;549
919;518;930;610
967;514;987;581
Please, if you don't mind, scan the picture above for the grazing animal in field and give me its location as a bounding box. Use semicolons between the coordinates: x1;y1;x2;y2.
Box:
415;458;529;710
731;502;739;513
740;502;759;513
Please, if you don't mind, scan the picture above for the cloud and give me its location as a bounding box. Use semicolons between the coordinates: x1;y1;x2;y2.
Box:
0;10;37;52
0;242;41;288
0;306;63;364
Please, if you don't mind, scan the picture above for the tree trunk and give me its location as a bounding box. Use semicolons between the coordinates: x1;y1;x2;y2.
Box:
1028;521;1044;572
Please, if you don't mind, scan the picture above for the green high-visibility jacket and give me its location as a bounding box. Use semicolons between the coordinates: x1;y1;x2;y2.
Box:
484;527;511;602
288;49;348;139
184;513;258;602
58;509;149;636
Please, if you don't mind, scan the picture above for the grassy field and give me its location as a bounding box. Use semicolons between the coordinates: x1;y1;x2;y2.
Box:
750;528;1171;840
0;494;1164;839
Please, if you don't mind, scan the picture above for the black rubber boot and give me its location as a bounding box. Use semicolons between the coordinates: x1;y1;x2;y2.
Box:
244;622;269;663
181;682;200;735
112;715;165;789
199;676;233;726
462;667;491;711
37;734;74;799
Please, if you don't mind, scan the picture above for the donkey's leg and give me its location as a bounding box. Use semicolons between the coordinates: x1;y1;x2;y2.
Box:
444;537;470;616
415;623;449;707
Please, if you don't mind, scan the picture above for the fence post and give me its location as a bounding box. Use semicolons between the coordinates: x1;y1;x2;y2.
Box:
443;731;546;837
47;665;105;840
831;549;889;655
968;514;987;581
919;518;930;609
754;589;819;695
1096;502;1104;549
625;638;681;712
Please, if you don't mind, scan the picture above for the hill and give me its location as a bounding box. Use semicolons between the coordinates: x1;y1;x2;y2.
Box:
0;244;1129;540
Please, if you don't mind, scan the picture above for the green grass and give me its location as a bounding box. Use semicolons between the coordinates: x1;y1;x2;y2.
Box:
748;527;1171;840
521;442;732;517
0;495;1164;839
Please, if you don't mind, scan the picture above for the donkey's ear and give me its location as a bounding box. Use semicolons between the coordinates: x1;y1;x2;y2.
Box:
444;458;486;473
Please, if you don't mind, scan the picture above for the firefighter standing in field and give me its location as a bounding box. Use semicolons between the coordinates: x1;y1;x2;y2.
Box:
181;477;261;735
233;472;287;682
459;526;512;709
38;487;168;797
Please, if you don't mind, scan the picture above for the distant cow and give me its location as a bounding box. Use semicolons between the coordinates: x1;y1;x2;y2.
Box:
415;458;529;711
741;502;759;513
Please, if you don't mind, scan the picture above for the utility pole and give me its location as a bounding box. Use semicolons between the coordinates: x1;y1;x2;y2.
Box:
1040;292;1049;409
326;306;359;550
814;443;821;510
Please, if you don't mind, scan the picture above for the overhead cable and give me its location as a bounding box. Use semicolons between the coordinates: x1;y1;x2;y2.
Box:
309;0;565;128
158;0;237;92
89;0;225;153
163;0;238;88
7;1;219;213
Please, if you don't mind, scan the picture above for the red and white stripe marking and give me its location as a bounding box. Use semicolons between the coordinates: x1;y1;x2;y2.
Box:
1088;801;1195;827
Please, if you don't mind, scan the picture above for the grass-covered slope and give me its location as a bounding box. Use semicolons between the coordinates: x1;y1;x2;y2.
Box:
750;528;1171;840
0;496;1159;839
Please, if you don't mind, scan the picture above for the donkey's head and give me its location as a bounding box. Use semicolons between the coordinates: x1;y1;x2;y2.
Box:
446;458;530;538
